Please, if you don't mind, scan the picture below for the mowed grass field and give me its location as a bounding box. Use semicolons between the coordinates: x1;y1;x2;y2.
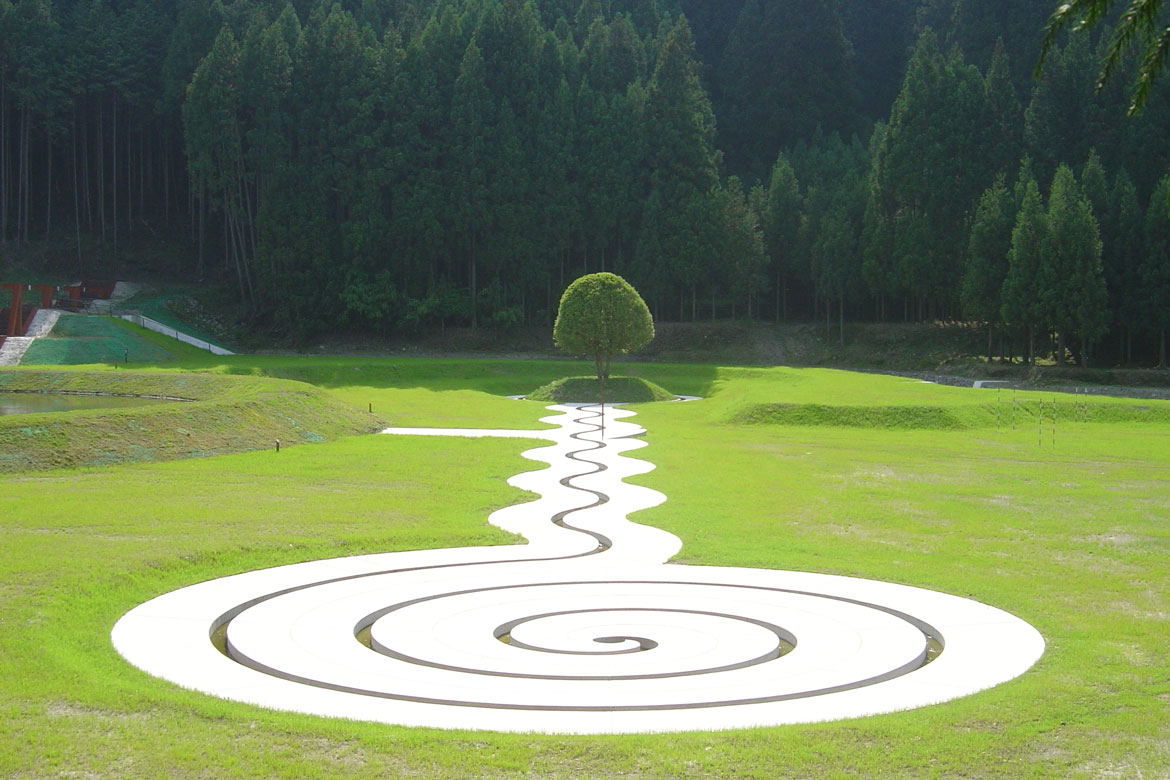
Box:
1;355;1167;779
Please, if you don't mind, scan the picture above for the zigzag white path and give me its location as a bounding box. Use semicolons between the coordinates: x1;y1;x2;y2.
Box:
112;405;1044;734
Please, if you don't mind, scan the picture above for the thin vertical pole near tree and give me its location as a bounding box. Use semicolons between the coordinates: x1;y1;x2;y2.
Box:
600;372;605;439
1038;399;1043;447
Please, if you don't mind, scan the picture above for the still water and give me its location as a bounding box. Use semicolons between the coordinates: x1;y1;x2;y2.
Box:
0;392;172;415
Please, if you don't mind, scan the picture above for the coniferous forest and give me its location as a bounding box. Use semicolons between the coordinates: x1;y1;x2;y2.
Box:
1;0;1168;363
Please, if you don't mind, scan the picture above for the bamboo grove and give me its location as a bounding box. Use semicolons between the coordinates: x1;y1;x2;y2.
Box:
0;0;1168;364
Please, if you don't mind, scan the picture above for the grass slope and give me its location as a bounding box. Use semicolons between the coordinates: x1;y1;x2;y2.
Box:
19;314;185;365
0;368;382;471
0;359;1167;778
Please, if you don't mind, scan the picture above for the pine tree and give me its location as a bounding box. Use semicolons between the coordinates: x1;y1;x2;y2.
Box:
983;39;1021;178
1140;175;1170;366
762;153;802;320
1001;176;1047;363
717;0;857;180
720;177;769;319
962;175;1014;360
637;15;719;313
1105;170;1142;363
865;30;996;317
1042;164;1108;365
451;38;491;328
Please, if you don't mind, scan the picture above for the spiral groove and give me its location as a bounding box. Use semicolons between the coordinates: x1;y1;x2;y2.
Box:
112;405;1044;733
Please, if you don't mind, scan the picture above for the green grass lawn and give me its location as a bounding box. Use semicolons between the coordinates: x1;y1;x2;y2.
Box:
0;358;1167;778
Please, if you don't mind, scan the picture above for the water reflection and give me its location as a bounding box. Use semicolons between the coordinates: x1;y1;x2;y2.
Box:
0;392;173;415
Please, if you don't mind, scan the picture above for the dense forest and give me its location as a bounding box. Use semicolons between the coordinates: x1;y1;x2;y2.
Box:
0;0;1168;364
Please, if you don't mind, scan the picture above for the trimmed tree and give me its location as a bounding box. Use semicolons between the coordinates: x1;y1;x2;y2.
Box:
553;272;654;431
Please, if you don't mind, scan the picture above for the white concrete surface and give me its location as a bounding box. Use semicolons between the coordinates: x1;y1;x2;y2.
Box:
23;308;61;337
112;405;1045;734
0;309;61;365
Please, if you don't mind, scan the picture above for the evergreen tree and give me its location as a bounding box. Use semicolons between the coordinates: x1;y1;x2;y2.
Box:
1105;170;1143;362
1025;34;1103;185
1001;175;1048;363
717;0;857;180
1042;164;1108;365
451;37;491;328
983;38;1022;178
636;15;718;315
183;24;249;299
866;30;996;317
762;153;802;320
962;174;1014;360
720;177;769;319
1140;175;1170;365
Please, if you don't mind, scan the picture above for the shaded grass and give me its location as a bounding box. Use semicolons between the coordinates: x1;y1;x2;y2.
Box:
527;375;677;403
0;360;1168;777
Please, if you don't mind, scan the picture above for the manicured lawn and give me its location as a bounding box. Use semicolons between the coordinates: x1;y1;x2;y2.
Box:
0;359;1167;778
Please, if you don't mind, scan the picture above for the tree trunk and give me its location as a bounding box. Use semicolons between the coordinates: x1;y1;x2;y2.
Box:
1027;327;1035;366
1;79;7;243
775;271;781;321
97;100;105;244
1160;329;1166;369
16;104;27;243
1056;330;1066;365
81;103;92;231
44;128;52;239
197;175;205;280
470;234;478;329
225;191;247;303
838;295;845;347
72;113;82;272
126;124;132;238
163;140;170;225
987;324;994;364
112;96;118;255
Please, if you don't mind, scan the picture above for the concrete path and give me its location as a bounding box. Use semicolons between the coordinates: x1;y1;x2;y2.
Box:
0;309;61;366
112;405;1044;734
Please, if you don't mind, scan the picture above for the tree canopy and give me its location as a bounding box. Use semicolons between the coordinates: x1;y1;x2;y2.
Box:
553;272;654;385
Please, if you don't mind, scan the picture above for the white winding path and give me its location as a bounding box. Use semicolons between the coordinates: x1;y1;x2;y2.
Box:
112;405;1044;734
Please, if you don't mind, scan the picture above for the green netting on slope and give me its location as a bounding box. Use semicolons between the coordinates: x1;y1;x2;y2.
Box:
20;314;177;365
119;289;235;351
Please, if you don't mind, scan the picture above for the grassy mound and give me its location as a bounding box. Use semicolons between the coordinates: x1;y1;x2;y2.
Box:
0;368;383;472
729;402;980;429
527;375;677;403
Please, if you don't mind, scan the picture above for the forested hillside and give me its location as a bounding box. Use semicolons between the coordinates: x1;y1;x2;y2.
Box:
1;0;1168;364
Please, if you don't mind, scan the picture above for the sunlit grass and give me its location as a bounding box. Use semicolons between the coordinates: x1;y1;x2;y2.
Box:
0;358;1167;778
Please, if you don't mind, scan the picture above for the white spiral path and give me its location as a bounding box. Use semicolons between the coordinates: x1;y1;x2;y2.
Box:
112;405;1044;734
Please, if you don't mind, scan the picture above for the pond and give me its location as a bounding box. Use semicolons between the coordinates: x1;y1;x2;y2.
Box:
0;392;175;415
